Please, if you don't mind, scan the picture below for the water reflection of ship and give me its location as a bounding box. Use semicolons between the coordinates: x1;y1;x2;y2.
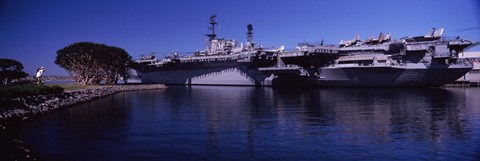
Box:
177;86;471;153
272;87;470;147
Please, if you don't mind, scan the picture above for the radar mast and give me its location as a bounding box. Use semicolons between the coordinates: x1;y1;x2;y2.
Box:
206;14;217;41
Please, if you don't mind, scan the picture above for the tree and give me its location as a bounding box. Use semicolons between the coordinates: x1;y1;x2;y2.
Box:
102;46;133;85
55;42;133;85
0;59;28;85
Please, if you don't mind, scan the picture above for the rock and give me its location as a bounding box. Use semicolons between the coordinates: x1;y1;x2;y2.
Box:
0;84;166;123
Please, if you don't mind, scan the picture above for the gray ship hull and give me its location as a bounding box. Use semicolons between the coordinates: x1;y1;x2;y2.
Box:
133;65;471;87
315;66;472;87
136;66;273;86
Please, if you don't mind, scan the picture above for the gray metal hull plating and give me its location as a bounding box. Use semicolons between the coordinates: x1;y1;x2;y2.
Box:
134;64;471;87
137;66;273;86
316;66;471;86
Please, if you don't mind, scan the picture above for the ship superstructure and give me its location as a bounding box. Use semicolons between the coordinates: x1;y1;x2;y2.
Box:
134;14;278;85
131;15;478;87
312;28;477;86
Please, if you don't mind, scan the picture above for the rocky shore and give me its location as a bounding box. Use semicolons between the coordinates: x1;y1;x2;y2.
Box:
0;84;166;123
0;84;166;160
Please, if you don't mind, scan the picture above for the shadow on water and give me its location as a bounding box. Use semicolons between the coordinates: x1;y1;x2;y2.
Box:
2;86;480;161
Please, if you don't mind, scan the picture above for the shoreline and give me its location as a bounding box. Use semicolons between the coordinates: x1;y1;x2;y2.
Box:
0;84;166;123
0;84;166;161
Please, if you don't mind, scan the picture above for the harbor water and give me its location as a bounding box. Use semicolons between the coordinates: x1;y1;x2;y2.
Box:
4;86;480;160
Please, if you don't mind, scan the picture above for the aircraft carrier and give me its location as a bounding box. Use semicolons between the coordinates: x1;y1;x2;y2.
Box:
131;15;478;87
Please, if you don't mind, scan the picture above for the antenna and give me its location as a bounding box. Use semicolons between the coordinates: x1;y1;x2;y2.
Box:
206;14;217;41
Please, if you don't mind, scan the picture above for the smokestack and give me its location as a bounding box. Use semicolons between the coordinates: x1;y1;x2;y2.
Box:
246;24;254;46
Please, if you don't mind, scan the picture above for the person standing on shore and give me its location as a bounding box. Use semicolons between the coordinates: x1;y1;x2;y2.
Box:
36;66;45;84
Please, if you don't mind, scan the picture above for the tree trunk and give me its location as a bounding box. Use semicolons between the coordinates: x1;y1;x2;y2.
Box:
82;79;88;85
82;76;90;85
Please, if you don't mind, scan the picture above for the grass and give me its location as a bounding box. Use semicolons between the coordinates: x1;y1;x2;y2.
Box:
47;84;100;91
0;84;64;99
0;83;101;99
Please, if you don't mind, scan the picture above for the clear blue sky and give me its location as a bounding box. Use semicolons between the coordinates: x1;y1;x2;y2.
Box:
1;0;479;76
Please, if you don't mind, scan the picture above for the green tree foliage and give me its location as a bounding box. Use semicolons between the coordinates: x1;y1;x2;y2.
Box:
0;58;28;85
55;42;133;85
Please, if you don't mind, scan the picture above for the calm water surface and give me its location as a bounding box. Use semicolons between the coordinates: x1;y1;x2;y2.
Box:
7;86;480;160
